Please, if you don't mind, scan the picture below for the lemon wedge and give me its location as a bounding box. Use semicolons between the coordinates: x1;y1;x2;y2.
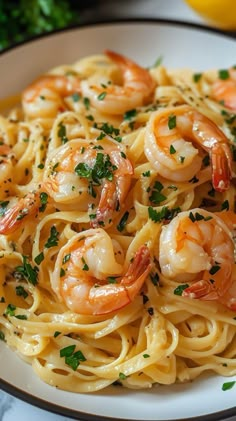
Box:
185;0;236;30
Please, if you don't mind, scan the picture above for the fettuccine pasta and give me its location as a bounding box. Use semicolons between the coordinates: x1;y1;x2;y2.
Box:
0;51;236;393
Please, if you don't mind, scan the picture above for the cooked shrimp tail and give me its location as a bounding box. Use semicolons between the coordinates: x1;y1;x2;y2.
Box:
211;142;232;192
0;192;41;235
144;105;232;192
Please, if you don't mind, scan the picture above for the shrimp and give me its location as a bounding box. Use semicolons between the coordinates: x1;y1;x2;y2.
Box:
22;74;81;118
52;228;151;315
144;105;232;192
212;68;236;111
80;50;155;115
159;208;236;311
0;192;41;235
43;138;133;227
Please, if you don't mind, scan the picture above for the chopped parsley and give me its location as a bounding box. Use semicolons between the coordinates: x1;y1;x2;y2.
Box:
71;92;81;102
15;256;38;285
218;69;230;80
168;114;176;130
123;109;137;121
151;55;163;68
58;122;68;144
142;170;151;177
222;381;235;391
209;264;221;275
150;273;159;286
83;97;90;110
39;192;48;212
189;212;212;222
44;226;59;248
34;252;44;265
60;268;66;277
62;253;71;264
143;354;150;358
193;73;202;83
174;284;189;296
54;331;61;338
81;257;89;271
60;345;86;371
15;285;28;299
119;372;127;380
148;206;168;223
107;276;117;284
15;314;27;320
97;92;107;101
0;200;9;216
221;200;229;211
5;304;16;316
117;211;129;232
149;181;166;205
75;153;117;185
169;144;176;154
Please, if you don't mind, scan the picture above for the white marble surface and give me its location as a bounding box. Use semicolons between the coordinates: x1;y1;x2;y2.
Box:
0;1;235;421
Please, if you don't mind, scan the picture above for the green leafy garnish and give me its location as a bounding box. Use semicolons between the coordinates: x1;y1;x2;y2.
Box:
218;69;230;80
0;201;9;216
209;265;221;275
174;284;189;296
34;252;44;265
222;381;235;391
15;256;38;285
168;114;176;130
117;211;129;232
60;345;86;371
39;192;48;212
44;226;59;248
5;304;16;316
193;73;202;83
15;285;28;299
58;122;68;144
123;109;137;121
97;92;107;101
221;200;229;211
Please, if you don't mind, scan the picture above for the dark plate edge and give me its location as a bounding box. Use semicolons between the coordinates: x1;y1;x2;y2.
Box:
1;378;236;421
0;16;235;421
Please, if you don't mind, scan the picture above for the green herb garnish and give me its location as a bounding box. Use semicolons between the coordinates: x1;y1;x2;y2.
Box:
174;284;189;296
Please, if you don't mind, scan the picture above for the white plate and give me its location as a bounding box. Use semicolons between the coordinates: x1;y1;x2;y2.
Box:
0;19;236;421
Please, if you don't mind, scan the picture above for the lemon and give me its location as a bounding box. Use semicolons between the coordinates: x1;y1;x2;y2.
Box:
185;0;236;30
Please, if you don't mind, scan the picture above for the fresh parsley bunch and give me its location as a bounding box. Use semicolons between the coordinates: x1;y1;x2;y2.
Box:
0;0;80;50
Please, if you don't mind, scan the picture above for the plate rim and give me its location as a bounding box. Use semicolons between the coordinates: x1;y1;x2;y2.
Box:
0;17;235;421
0;17;235;58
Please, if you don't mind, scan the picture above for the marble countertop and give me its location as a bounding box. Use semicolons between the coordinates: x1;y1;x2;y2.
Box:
0;1;235;420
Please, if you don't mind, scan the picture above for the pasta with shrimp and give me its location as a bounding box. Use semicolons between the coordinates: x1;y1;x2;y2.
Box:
0;50;236;393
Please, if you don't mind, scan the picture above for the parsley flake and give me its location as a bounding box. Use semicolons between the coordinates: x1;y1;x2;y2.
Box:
174;284;189;296
44;226;59;248
218;69;230;80
117;211;129;232
222;381;235;391
168;114;176;130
